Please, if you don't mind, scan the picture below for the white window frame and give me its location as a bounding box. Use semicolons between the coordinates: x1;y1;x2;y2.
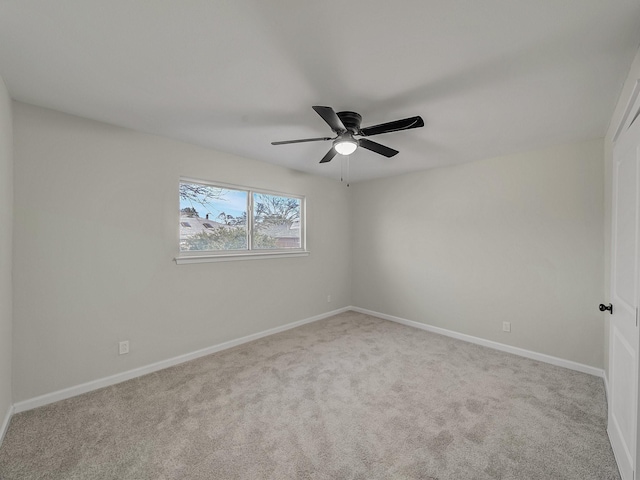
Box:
175;177;308;264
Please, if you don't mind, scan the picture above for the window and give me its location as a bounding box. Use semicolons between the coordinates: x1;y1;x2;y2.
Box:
177;179;306;263
253;192;302;250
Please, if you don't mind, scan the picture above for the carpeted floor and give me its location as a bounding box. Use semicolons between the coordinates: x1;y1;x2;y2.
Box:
0;311;620;479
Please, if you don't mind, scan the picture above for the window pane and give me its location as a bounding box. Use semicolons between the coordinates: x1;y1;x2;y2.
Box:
179;182;248;251
253;193;301;249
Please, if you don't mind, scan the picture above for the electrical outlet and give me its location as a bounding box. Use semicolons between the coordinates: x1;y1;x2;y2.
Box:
502;322;511;333
327;294;332;303
119;340;129;355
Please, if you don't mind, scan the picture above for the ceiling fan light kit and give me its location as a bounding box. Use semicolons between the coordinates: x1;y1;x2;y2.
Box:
271;106;424;164
334;135;358;155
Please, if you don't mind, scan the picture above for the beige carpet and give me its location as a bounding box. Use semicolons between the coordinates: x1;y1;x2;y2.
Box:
0;311;620;479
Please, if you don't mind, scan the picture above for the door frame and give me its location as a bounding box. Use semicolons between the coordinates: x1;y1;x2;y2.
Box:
608;78;640;480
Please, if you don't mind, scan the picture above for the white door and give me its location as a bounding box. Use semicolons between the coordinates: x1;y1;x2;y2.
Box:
609;110;640;480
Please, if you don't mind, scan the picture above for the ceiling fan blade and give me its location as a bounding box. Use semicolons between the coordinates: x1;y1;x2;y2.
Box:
358;138;399;158
319;147;338;163
360;116;424;137
312;106;347;133
271;136;332;145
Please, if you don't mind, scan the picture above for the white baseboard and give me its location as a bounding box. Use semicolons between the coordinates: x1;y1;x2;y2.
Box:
603;373;610;404
0;404;13;447
13;307;350;413
12;305;604;414
350;307;604;378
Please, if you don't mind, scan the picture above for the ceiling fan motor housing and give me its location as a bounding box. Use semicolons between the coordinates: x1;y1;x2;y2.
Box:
336;111;362;134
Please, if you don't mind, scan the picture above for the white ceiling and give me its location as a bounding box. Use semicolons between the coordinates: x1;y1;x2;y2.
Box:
1;1;639;182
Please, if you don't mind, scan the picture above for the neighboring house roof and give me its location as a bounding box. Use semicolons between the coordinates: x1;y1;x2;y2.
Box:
179;215;228;240
180;215;300;241
257;222;300;239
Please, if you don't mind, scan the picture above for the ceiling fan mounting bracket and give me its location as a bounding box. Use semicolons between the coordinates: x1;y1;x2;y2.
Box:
336;111;362;134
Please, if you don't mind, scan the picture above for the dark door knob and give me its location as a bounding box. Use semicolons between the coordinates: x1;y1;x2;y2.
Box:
599;303;613;314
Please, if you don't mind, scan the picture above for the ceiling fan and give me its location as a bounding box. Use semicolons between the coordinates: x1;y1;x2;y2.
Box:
271;106;424;163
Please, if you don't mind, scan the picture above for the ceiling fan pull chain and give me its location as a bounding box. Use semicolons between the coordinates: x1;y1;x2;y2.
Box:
347;155;350;187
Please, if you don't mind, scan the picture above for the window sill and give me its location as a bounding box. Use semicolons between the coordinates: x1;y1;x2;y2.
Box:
174;250;310;264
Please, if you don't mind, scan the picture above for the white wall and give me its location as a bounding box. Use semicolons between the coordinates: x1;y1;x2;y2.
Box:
12;102;351;402
603;45;640;380
352;140;604;368
0;76;13;430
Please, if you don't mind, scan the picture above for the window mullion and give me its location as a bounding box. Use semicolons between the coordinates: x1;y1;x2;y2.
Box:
247;190;253;251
